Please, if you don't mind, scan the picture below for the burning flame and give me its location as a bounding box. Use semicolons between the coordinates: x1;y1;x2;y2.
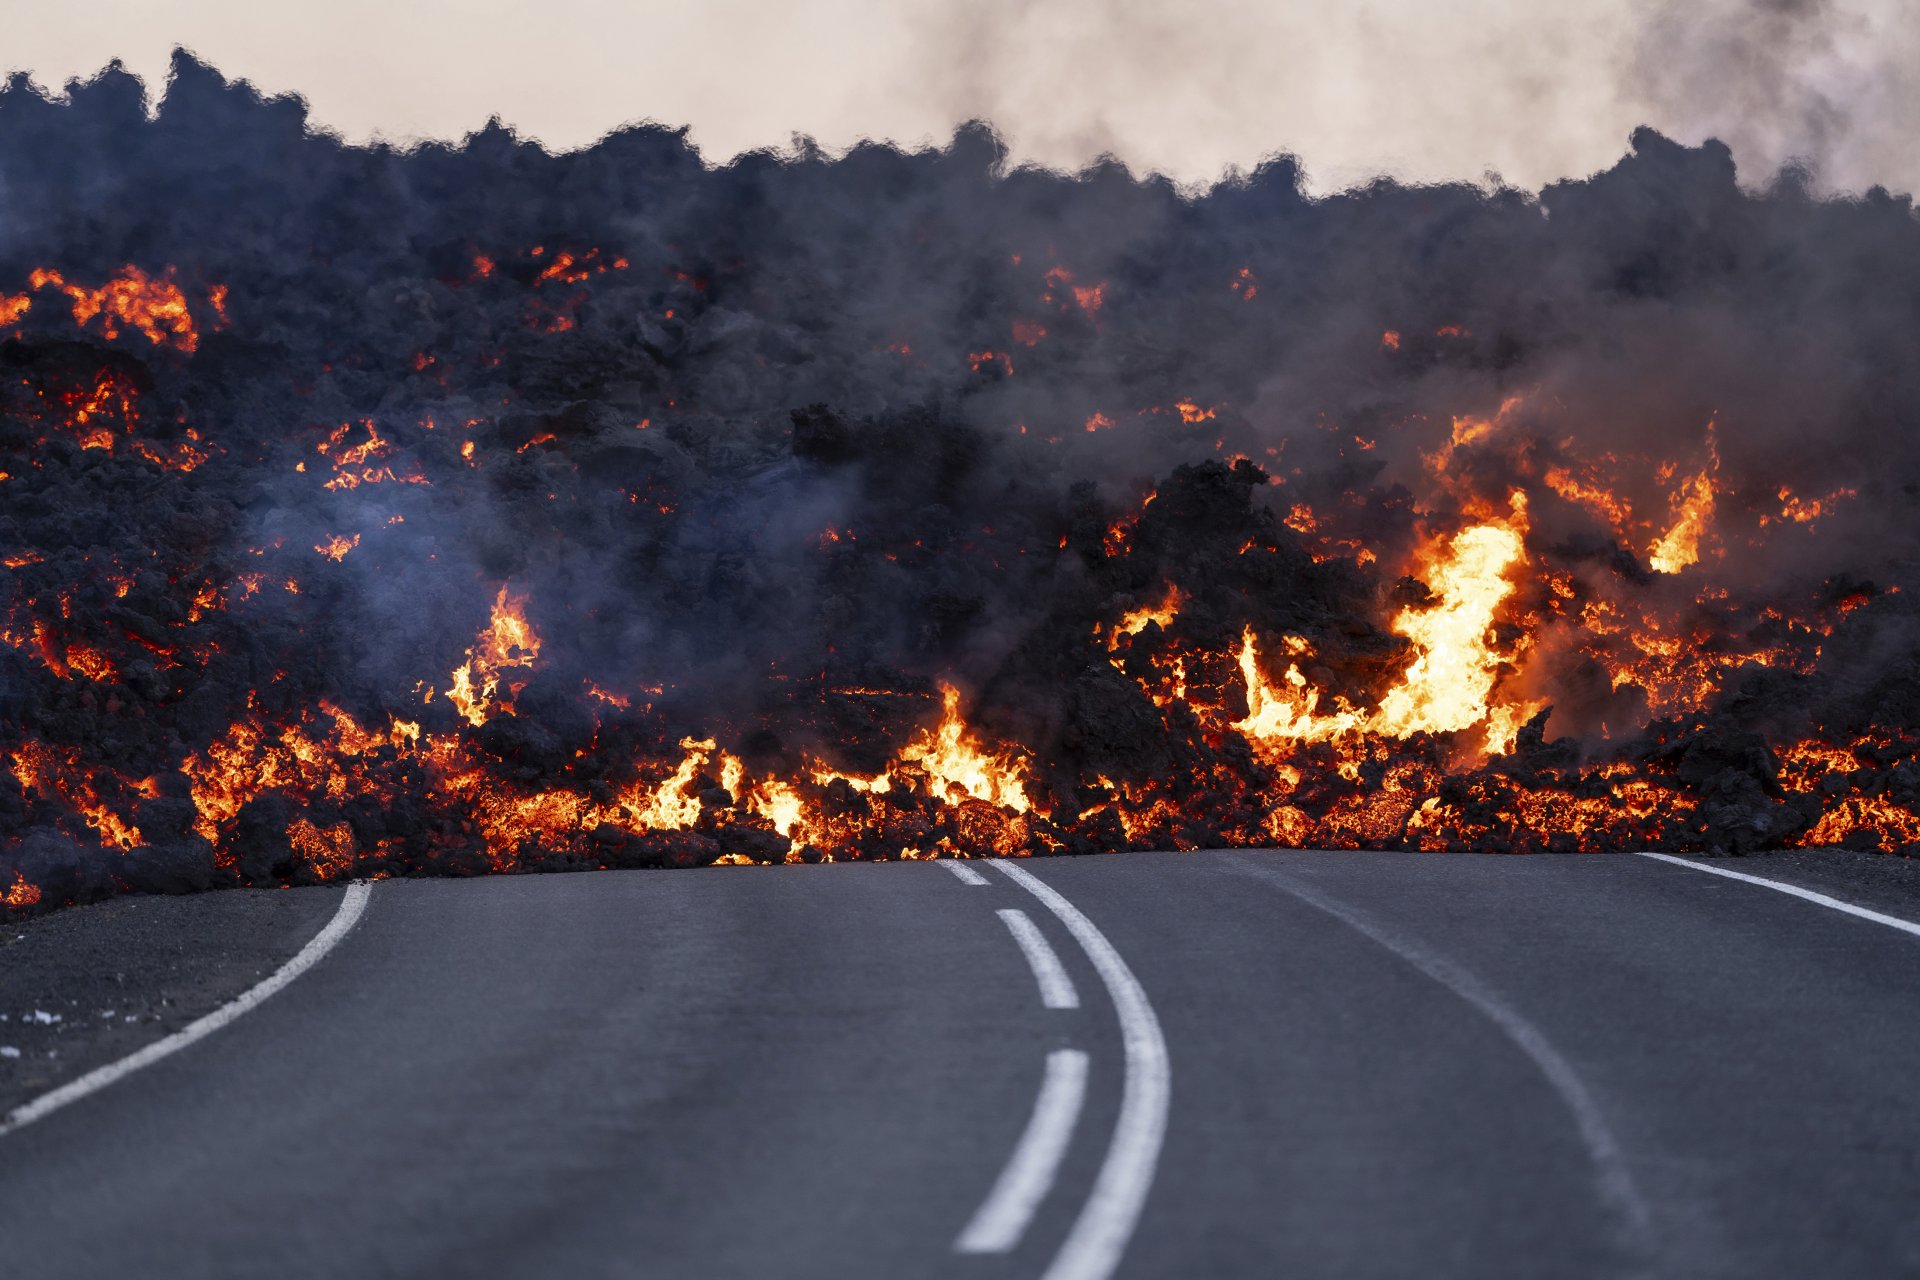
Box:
896;684;1030;813
1545;464;1632;537
1235;493;1533;752
1106;586;1183;650
1648;434;1720;575
446;585;542;726
1233;632;1366;744
1764;484;1855;529
1372;495;1531;741
617;738;714;831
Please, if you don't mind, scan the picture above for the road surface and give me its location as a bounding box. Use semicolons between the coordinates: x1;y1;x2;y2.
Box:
4;850;1920;1278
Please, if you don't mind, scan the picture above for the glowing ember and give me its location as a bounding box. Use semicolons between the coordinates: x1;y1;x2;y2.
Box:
25;266;205;353
3;873;38;909
315;534;360;561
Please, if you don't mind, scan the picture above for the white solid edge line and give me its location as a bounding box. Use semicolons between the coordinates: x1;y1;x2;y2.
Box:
0;879;374;1137
941;860;991;886
995;860;1170;1280
1264;873;1654;1254
954;1049;1092;1254
997;908;1082;1009
1635;851;1920;938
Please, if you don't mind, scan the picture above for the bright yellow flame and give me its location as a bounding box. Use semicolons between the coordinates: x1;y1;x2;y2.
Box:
446;584;542;726
1106;586;1182;649
1233;633;1366;743
617;737;712;830
898;684;1029;812
1648;430;1720;575
748;778;807;835
1235;493;1533;752
1372;499;1528;738
1648;469;1716;574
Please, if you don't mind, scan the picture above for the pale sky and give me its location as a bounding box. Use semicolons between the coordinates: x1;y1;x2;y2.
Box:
3;0;1914;194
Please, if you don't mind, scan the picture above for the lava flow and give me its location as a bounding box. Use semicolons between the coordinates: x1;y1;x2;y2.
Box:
5;55;1920;915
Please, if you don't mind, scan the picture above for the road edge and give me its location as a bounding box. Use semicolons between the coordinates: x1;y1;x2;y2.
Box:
0;879;373;1137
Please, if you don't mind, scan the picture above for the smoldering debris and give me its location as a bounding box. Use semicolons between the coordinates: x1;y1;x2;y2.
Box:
5;54;1920;914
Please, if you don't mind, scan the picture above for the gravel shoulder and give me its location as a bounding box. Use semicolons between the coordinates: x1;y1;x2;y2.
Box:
0;884;347;1114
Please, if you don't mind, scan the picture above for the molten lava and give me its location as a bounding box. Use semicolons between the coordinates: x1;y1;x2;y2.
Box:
3;84;1916;918
19;266;208;353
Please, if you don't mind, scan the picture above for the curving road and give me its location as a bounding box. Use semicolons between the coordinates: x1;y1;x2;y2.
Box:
4;850;1920;1278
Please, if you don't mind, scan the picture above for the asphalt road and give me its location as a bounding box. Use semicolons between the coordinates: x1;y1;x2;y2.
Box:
4;850;1920;1279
